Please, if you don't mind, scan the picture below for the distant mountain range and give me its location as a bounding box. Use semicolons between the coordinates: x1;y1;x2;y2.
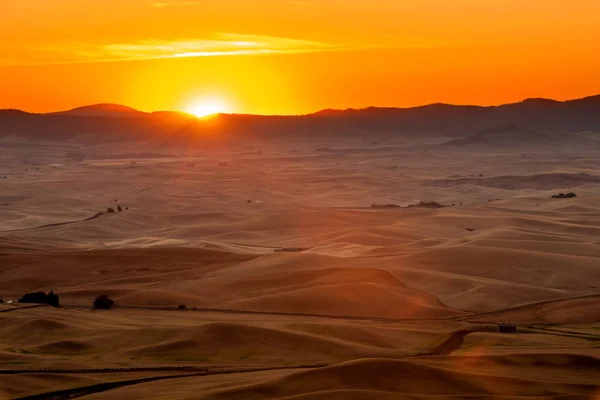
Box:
1;95;599;143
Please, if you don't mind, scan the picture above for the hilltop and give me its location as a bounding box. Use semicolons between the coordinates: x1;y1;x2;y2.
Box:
49;104;144;117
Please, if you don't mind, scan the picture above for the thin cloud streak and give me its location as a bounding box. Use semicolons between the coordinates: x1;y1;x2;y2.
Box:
0;33;454;67
0;33;333;66
151;1;200;8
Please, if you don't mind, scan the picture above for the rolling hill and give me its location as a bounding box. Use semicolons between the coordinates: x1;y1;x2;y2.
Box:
443;124;600;151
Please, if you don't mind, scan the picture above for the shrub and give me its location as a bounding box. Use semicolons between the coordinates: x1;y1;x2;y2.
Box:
18;291;60;307
408;201;448;209
371;204;400;209
93;295;114;310
551;192;576;199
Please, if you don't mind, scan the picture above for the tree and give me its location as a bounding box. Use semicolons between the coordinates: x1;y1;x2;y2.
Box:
47;291;60;308
18;291;60;307
93;295;114;310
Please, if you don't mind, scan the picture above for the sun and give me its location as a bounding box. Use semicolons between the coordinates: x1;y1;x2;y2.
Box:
184;98;231;118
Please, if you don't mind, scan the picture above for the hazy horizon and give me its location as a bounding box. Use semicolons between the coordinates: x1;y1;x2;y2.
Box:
4;91;600;117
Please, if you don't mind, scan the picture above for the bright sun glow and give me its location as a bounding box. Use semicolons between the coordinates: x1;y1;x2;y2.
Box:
185;98;231;118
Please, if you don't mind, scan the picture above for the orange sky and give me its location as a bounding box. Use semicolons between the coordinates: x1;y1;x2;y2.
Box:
1;0;600;115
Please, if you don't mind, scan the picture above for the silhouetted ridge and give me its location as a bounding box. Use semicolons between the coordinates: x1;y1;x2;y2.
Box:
0;109;32;116
519;98;561;106
566;94;600;104
1;94;600;143
51;104;144;117
150;111;197;119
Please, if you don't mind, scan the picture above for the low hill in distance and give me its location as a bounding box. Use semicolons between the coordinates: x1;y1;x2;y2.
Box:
49;104;144;117
443;124;600;151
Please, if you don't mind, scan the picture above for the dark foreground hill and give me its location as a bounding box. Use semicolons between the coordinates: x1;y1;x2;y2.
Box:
1;95;599;143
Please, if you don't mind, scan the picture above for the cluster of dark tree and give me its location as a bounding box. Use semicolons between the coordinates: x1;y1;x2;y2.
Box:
371;201;451;210
408;201;448;209
10;292;117;310
371;204;400;209
18;291;60;307
274;247;311;253
93;295;115;310
551;192;577;199
107;205;128;213
498;323;517;333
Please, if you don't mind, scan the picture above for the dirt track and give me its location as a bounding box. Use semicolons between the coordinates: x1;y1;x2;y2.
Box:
10;365;325;400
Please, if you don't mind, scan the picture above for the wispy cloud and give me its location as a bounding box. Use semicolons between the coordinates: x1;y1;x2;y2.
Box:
0;30;457;67
151;1;199;8
0;33;334;66
104;34;330;59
